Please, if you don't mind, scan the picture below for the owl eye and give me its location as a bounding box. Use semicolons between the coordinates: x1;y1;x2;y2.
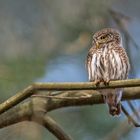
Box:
100;36;106;39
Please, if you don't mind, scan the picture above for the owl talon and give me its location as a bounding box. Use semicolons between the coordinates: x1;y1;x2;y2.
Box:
94;80;102;87
103;80;110;86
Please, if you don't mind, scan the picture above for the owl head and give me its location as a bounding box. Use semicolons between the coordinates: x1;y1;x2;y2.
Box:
92;28;121;48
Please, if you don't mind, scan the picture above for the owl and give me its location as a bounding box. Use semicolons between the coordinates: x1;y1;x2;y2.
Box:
86;28;130;116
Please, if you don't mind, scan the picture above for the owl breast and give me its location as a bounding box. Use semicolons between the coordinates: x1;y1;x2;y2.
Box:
90;44;129;82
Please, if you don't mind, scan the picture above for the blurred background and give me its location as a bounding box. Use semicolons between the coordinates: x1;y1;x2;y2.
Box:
0;0;140;139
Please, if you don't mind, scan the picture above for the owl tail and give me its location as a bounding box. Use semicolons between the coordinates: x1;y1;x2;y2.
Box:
101;89;122;116
108;102;121;116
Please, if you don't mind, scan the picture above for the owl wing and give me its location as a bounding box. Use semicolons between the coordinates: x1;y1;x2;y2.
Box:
86;46;96;81
114;46;130;79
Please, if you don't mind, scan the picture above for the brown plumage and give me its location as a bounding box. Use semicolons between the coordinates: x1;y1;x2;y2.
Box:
86;28;130;116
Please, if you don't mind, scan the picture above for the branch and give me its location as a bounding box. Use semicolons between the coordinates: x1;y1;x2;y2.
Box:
0;87;140;124
0;81;140;139
103;107;140;140
0;87;140;125
0;98;72;140
42;115;72;140
0;79;140;115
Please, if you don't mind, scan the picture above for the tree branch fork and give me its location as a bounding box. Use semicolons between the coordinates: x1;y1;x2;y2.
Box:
0;79;140;140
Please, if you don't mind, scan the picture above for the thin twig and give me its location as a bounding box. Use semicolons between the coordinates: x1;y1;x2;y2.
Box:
32;94;92;99
127;101;140;120
121;104;140;127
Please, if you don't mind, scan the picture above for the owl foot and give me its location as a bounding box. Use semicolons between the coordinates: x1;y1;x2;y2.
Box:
94;80;102;87
103;80;110;86
93;79;110;87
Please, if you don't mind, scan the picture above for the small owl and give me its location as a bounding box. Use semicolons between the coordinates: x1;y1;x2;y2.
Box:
86;28;130;116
